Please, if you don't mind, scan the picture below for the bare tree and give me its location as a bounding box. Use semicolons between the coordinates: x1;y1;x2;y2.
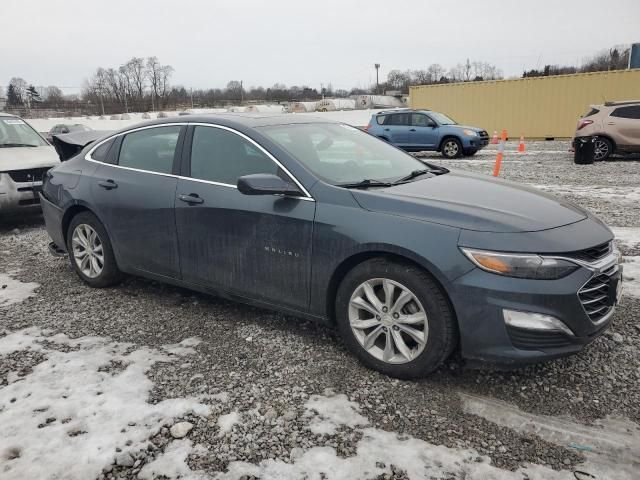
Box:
146;57;174;109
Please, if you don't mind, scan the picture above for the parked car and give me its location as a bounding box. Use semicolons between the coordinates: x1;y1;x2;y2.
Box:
0;114;60;214
574;100;640;160
365;109;489;158
46;123;93;143
41;115;621;378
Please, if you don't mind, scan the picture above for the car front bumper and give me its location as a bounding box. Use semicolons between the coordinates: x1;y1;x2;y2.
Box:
449;251;620;367
0;172;44;213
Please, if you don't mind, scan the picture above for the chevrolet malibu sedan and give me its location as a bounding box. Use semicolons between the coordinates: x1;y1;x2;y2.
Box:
40;115;622;378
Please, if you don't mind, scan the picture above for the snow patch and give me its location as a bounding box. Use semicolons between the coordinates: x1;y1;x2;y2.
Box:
138;439;208;480
621;256;640;299
611;227;640;249
460;392;640;479
0;328;210;480
304;393;369;435
163;337;203;356
528;184;640;205
0;273;39;307
217;411;241;436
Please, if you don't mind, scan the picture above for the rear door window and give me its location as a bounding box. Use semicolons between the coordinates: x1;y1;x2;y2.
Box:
583;108;599;117
611;106;640;119
411;114;432;127
386;113;410;126
117;126;181;174
189;126;278;185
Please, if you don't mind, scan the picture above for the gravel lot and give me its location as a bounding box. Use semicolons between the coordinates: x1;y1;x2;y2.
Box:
1;140;639;479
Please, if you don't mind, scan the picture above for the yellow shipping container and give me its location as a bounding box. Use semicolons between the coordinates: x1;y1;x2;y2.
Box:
410;70;640;139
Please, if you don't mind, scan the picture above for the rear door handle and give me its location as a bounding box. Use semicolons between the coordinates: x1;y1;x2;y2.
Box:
607;122;616;125
98;179;117;190
384;128;390;131
178;193;204;205
409;128;416;132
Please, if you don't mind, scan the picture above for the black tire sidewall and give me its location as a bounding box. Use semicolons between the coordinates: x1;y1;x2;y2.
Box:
335;259;455;378
442;138;462;158
66;212;122;288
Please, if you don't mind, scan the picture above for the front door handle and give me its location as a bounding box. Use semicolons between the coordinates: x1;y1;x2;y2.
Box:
384;128;390;131
409;128;416;132
98;179;117;190
178;193;204;205
607;122;616;125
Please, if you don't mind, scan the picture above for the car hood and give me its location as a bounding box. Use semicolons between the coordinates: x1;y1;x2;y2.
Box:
350;170;588;233
0;145;60;172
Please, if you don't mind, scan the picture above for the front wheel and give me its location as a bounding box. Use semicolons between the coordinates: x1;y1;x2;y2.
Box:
441;138;462;158
594;137;612;161
335;258;457;379
66;211;123;288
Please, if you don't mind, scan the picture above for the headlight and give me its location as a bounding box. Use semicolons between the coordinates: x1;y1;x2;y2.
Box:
462;129;478;137
461;248;579;280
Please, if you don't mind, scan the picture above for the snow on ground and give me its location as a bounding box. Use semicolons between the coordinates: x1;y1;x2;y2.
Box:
162;337;203;356
460;393;640;479
217;411;241;436
611;227;640;298
0;273;39;307
528;184;640;206
138;440;208;480
214;393;613;480
0;328;209;480
304;391;369;435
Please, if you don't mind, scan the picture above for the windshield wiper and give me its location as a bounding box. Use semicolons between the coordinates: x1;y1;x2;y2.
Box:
393;169;431;185
338;179;393;189
0;143;39;148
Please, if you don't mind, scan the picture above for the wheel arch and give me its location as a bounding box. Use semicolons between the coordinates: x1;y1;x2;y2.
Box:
325;248;458;330
595;134;617;151
61;203;108;247
437;135;461;152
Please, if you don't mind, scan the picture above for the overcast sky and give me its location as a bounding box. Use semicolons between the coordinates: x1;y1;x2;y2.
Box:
2;0;639;94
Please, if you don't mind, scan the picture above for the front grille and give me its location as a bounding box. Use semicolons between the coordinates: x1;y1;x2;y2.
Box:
578;265;617;322
566;242;612;263
507;326;574;350
6;167;50;183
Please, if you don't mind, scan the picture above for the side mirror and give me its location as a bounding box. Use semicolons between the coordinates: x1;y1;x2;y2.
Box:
237;174;303;197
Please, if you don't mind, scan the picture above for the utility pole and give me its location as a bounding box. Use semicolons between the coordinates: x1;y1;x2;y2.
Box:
374;64;380;95
320;83;324;99
240;80;244;104
190;87;194;109
124;92;128;113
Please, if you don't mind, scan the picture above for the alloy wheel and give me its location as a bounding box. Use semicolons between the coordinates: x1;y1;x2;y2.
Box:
71;224;104;278
443;140;459;157
348;278;428;364
594;139;609;160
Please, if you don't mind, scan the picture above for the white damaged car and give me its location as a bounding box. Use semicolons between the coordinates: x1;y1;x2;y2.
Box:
0;114;60;214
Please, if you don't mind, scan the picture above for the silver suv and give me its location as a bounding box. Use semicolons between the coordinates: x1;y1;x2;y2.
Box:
574;100;640;160
0;114;60;214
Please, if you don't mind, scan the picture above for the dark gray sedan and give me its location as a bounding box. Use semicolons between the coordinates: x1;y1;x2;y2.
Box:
40;115;622;378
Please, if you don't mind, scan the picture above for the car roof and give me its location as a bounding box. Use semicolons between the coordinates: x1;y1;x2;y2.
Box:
112;113;342;132
0;113;19;119
375;109;431;115
593;100;640;108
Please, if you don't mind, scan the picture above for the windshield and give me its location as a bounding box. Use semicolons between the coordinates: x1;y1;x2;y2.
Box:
0;118;48;147
429;111;457;125
259;123;429;185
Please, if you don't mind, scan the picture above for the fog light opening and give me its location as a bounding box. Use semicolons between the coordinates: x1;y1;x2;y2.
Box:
503;309;574;336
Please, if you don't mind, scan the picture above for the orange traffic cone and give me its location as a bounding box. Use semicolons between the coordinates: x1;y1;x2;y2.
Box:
501;129;508;142
491;131;499;144
518;134;525;153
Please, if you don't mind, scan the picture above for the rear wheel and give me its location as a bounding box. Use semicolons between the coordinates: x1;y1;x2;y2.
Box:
594;137;612;161
66;212;123;288
335;258;457;378
441;138;462;158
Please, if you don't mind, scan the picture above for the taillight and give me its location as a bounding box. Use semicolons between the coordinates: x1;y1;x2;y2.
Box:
364;123;372;131
577;119;593;130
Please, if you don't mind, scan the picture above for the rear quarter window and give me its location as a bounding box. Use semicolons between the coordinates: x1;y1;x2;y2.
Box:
583;108;599;117
90;138;115;162
376;115;386;125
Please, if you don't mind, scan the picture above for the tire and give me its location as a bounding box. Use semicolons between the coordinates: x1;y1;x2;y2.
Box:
335;258;457;379
594;137;612;161
441;138;462;159
66;211;123;288
463;149;478;157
